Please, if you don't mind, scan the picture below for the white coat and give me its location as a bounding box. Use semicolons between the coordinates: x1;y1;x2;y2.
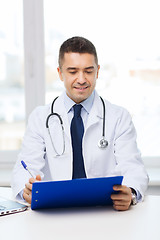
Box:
11;91;148;200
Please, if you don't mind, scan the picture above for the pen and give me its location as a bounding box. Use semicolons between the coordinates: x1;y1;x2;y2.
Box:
21;160;34;178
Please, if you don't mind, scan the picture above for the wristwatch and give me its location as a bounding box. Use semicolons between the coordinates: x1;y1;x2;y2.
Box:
130;188;137;205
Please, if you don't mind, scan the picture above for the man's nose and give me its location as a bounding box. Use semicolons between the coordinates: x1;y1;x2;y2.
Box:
77;72;86;84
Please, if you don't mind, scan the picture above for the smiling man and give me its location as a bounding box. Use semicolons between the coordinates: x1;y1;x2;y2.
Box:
11;36;148;211
57;52;100;104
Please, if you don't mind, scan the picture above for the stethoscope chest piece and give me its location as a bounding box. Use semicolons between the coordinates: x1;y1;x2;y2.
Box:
98;138;108;149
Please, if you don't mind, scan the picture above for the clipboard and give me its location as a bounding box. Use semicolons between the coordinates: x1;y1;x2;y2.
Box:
31;176;123;210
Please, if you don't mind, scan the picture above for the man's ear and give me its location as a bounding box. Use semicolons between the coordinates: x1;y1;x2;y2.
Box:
57;67;63;81
96;65;100;79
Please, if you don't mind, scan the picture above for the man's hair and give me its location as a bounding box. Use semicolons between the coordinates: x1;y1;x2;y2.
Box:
58;36;98;69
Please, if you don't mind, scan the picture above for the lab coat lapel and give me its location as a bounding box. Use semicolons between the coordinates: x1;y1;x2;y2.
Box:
46;93;72;180
85;91;103;132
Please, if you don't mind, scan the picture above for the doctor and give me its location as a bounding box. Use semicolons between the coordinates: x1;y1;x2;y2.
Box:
11;36;148;211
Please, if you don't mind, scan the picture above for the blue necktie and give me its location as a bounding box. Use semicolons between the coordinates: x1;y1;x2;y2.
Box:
71;104;86;179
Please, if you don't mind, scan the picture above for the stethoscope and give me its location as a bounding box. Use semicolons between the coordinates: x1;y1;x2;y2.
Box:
46;96;108;156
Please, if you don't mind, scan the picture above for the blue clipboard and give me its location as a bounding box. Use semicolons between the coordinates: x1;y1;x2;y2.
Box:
31;176;123;210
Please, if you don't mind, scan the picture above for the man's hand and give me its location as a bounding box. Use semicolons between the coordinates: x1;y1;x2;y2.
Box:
111;185;132;211
23;175;41;204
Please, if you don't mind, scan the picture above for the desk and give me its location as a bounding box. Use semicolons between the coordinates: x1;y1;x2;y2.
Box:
0;187;159;240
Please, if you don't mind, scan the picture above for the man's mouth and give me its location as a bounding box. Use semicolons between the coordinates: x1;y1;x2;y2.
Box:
74;86;88;90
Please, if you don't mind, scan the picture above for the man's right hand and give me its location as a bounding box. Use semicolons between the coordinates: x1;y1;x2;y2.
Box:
23;175;41;204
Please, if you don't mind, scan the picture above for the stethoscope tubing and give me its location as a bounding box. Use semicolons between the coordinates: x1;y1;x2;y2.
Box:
46;113;63;128
46;96;65;156
99;96;105;138
46;96;108;155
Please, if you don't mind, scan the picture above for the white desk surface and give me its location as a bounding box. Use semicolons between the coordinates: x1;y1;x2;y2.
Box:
0;187;159;240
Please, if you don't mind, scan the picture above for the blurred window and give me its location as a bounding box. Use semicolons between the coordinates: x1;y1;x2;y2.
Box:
0;0;25;150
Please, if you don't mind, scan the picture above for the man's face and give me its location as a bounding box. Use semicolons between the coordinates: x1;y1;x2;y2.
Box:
57;52;100;103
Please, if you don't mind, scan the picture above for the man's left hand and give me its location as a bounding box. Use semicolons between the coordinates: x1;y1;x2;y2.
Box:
111;185;132;211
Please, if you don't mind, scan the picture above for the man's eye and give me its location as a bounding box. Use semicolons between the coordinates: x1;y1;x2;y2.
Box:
85;71;93;74
69;71;76;74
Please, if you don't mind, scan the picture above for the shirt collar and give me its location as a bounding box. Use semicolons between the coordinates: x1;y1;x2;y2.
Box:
64;91;95;114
